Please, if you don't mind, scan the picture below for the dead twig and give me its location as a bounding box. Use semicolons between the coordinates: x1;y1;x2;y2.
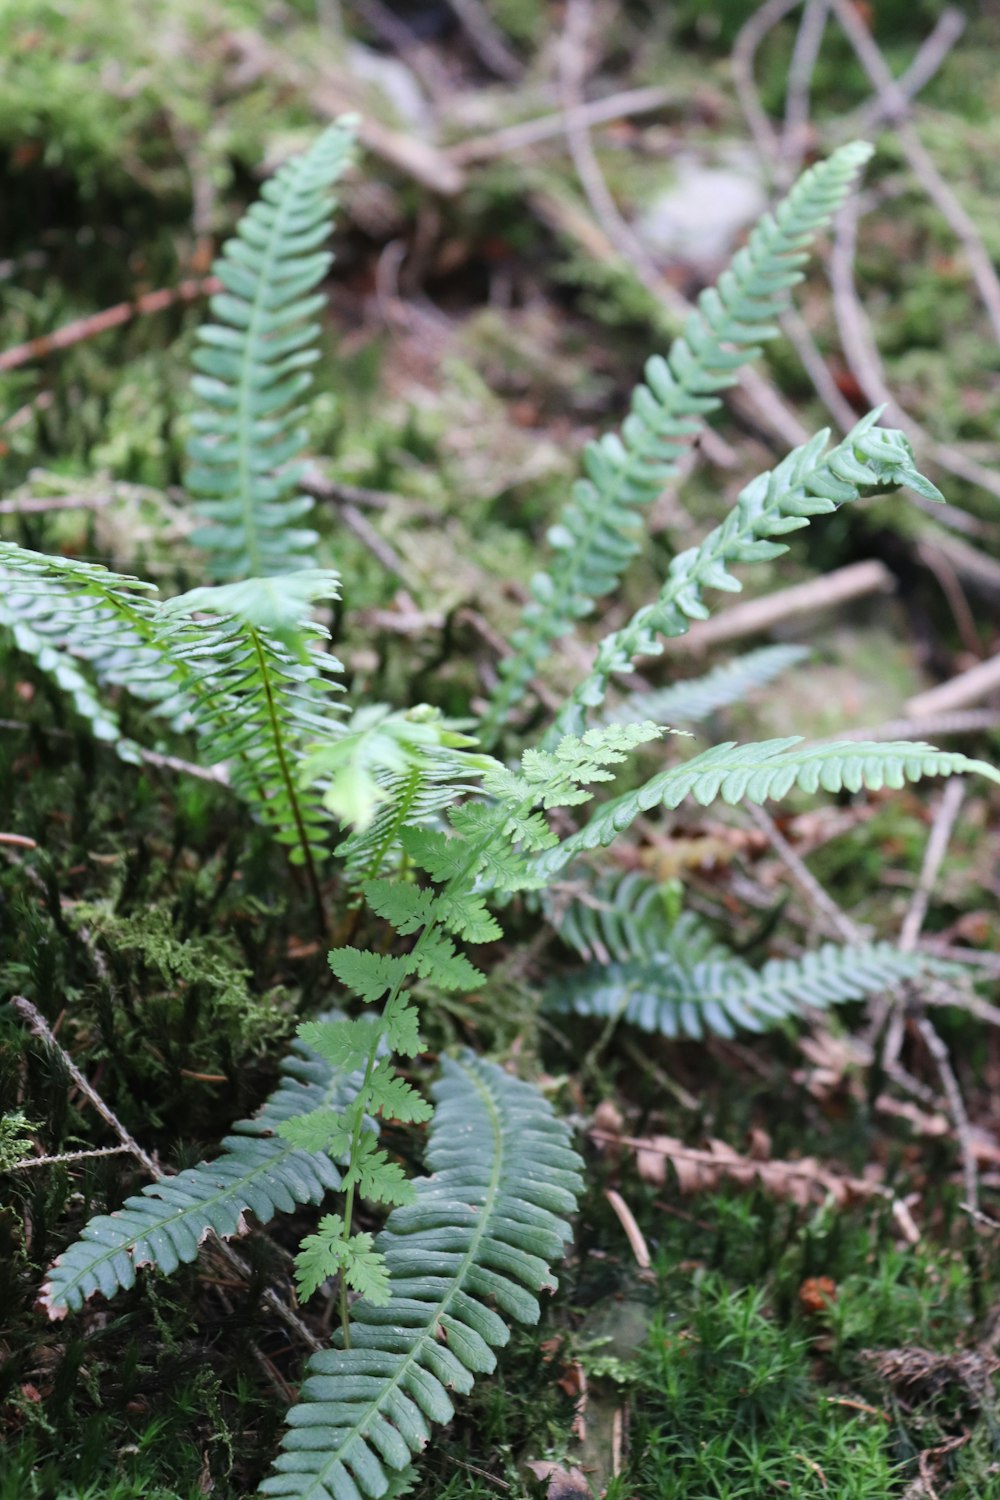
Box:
745;804;863;944
917;1014;979;1213
905;654;1000;719
782;0;831;182
13;996;320;1350
830;0;1000;348
829;191;1000;512
900;778;966;954
441;0;522;81
847;7;966;134
0;278;219;374
447;85;676;166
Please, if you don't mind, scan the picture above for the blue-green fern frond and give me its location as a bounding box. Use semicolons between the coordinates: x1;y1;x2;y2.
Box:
602;644;810;728
481;141;873;739
0;544;344;868
534;736;1000;882
185;120;357;579
40;1023;363;1317
260;1054;583;1500
547;875;957;1040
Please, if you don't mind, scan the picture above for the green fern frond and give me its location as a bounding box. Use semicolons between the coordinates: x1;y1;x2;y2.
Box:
185;120;357;579
535;737;1000;881
547;935;956;1040
0;545;344;867
481;141;873;739
0;585;130;750
602;644;810;728
40;1026;363;1318
552;413;944;734
259;1054;583;1500
548;876;956;1038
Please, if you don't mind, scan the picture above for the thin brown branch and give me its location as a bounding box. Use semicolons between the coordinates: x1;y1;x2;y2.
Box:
830;0;1000;348
900;777;966;953
446;85;676;166
441;0;523;81
916;1014;979;1212
0;278;220;373
905;654;1000;718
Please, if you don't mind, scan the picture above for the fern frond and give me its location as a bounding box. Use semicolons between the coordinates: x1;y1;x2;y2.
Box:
602;644;810;728
549;940;955;1040
534;737;1000;881
0;545;344;867
547;879;956;1039
481;141;873;739
260;1053;583;1500
551;414;944;734
0;585;129;750
41;1026;362;1318
185;120;357;578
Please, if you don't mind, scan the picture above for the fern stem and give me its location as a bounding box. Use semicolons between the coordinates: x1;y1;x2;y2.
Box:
249;627;327;935
336;1026;384;1348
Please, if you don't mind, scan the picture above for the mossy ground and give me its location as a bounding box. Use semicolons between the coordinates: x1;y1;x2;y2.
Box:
3;1;1000;1496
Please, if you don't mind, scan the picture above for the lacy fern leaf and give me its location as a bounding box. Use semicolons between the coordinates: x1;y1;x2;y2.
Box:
482;140;873;738
260;1054;583;1500
185;119;356;578
41;1028;362;1318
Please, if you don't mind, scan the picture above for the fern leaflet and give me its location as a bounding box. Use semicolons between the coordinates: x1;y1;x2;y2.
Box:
547;880;957;1039
550;413;944;735
259;1054;583;1500
602;643;810;727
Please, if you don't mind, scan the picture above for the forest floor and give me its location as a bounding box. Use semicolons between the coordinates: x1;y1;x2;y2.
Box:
3;2;1000;1496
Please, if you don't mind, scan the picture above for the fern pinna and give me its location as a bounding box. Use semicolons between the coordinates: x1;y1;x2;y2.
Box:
480;139;873;741
185;120;356;579
260;1054;582;1500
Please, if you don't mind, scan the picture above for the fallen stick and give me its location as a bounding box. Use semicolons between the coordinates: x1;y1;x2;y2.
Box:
905;653;1000;718
0;277;220;374
447;84;677;166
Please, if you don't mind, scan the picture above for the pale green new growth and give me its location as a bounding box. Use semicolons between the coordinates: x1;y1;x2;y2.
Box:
185;120;357;578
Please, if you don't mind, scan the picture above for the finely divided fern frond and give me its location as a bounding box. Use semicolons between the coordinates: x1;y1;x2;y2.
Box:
602;644;810;728
260;1053;583;1500
535;737;1000;881
547;878;955;1039
41;1026;363;1317
481;140;873;739
185;120;356;579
